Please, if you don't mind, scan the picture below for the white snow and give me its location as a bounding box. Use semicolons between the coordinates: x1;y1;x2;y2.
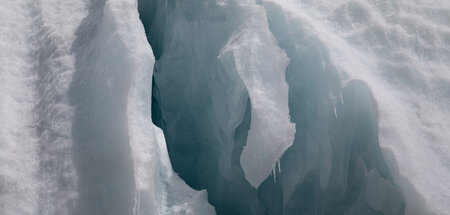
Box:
0;0;39;214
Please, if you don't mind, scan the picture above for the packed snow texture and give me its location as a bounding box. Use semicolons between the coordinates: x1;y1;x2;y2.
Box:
0;0;449;214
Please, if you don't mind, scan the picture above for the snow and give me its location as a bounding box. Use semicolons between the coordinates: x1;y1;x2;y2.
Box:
0;1;39;214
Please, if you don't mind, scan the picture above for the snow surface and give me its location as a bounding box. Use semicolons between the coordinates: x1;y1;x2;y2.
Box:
0;1;39;214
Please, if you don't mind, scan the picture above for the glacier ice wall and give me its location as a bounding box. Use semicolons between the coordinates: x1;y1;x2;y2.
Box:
138;0;448;214
1;0;450;214
139;1;261;213
138;0;404;214
70;0;214;214
124;0;215;213
139;0;297;213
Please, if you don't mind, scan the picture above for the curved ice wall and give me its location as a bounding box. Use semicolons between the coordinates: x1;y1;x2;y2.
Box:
1;0;449;214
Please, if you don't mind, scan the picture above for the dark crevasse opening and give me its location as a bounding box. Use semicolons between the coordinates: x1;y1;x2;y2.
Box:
138;0;411;215
139;0;263;214
151;69;163;128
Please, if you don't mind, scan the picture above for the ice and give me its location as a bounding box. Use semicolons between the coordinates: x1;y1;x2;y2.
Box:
69;0;213;214
138;0;264;213
124;0;214;213
0;0;449;214
139;0;296;213
219;2;295;188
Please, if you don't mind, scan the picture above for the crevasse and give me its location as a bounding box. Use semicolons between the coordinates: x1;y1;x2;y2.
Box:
0;0;449;214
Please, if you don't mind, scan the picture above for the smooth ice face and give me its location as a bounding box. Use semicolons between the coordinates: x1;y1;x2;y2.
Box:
94;1;215;214
219;3;295;188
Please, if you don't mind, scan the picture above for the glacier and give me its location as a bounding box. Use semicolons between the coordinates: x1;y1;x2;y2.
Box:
0;0;449;215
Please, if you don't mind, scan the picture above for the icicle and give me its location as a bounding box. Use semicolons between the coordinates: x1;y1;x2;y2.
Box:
278;161;281;173
272;161;281;183
334;105;337;118
273;166;277;183
319;50;326;70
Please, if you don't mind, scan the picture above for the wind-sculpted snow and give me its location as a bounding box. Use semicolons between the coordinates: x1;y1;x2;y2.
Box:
1;0;86;214
0;1;39;214
32;0;85;213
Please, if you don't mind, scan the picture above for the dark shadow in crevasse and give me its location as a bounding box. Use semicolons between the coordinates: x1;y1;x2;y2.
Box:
140;0;263;214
